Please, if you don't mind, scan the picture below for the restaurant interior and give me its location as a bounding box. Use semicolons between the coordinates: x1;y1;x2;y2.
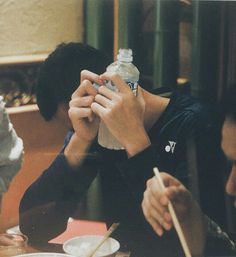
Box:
0;0;236;256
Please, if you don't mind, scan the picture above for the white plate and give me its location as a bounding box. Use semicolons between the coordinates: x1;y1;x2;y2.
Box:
63;235;120;257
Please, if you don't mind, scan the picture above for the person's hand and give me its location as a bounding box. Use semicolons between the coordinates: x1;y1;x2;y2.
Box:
65;70;103;167
142;172;194;236
68;70;103;143
142;173;206;256
91;72;150;157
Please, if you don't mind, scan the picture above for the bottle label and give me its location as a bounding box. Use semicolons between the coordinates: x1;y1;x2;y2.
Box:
126;81;138;96
102;80;138;95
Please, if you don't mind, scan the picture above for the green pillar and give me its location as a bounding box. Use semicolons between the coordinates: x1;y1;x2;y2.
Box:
153;0;179;89
84;0;114;219
85;0;113;56
191;0;222;103
117;0;142;51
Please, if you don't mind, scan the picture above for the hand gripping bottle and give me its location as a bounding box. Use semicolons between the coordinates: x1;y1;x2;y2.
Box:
98;48;140;150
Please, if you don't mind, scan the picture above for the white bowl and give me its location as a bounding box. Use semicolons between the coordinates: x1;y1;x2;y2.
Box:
63;235;120;257
13;253;73;257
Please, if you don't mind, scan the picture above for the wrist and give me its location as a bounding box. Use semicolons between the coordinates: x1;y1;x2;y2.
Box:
124;128;151;157
64;133;92;168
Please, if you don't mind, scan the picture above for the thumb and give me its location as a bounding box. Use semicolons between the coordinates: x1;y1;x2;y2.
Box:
137;87;145;113
137;86;144;102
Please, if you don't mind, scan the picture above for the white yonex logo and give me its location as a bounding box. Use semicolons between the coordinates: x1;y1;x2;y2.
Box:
165;141;176;153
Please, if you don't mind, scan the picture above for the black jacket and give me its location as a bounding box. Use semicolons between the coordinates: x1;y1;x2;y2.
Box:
19;91;226;257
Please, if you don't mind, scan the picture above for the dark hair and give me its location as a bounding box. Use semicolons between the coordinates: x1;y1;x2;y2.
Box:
222;85;236;123
36;42;111;121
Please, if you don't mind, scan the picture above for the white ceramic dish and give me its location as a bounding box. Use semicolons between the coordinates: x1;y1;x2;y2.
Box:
13;253;73;257
63;235;120;257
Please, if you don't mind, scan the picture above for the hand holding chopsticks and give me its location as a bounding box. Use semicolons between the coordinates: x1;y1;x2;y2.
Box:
153;167;192;257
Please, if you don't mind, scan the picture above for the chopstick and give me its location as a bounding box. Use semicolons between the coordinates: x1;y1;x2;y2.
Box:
86;223;120;257
153;167;192;257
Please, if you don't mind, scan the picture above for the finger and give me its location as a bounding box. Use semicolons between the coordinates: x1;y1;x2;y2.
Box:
80;70;103;84
69;95;94;108
147;192;172;230
148;177;169;206
143;189;164;217
149;217;164;236
142;199;164;236
72;80;98;99
144;189;170;226
149;189;172;228
136;86;145;111
68;107;93;120
164;211;173;224
144;211;165;236
148;189;167;215
94;94;113;108
146;178;168;209
91;102;107;118
100;72;132;93
98;85;118;100
137;86;143;101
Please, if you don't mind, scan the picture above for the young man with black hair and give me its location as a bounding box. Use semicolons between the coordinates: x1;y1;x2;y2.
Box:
20;45;226;257
36;42;111;126
142;85;236;256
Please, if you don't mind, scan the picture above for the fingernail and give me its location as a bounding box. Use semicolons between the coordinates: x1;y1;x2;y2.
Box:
98;78;104;84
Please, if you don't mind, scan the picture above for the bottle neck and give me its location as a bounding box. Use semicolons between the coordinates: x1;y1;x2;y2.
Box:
117;59;132;64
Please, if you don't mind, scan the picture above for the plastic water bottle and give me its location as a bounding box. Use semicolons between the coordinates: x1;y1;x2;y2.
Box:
98;48;140;150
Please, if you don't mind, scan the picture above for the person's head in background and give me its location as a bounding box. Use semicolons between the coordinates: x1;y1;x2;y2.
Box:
221;85;236;206
36;42;111;129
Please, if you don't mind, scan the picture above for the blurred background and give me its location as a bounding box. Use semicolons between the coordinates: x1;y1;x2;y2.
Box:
0;0;235;241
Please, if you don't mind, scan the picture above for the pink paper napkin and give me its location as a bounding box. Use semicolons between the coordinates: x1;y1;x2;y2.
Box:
49;219;107;244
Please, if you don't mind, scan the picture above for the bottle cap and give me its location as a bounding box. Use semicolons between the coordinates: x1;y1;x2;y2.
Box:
117;49;133;62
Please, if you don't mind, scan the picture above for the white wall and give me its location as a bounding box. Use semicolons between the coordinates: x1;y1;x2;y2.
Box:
0;0;83;57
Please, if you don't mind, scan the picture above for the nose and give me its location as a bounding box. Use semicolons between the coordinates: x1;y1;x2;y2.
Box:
226;165;236;197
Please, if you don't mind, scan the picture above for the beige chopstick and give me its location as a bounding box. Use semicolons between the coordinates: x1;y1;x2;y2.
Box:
153;167;192;257
86;223;120;257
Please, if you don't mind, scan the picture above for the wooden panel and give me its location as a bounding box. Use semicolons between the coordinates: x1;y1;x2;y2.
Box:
0;54;48;66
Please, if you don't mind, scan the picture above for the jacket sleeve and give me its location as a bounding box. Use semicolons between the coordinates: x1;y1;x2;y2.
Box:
117;145;160;205
0;97;24;194
117;107;226;228
19;132;98;245
116;110;199;206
